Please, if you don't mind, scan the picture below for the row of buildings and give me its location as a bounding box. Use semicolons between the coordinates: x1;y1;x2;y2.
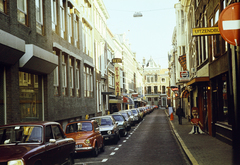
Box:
169;0;240;153
0;0;169;130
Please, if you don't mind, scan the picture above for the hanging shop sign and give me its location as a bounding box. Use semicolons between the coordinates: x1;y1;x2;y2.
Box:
115;64;121;96
112;58;122;63
192;27;220;36
218;2;240;46
180;71;190;82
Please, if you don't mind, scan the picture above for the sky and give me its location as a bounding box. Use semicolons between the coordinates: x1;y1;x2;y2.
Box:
102;0;179;69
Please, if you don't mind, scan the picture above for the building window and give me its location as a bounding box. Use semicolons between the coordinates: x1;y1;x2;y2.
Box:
53;66;59;96
147;86;151;94
62;55;67;96
0;0;7;14
161;78;166;83
17;0;28;25
67;7;72;43
154;86;157;94
69;58;74;96
60;0;65;38
162;86;166;94
19;72;42;122
76;60;80;97
84;65;93;98
36;0;43;34
74;14;79;48
51;0;57;31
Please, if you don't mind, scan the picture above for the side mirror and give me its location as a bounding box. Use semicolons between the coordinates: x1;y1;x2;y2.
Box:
49;139;56;143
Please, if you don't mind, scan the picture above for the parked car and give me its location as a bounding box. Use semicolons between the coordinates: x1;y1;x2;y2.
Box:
65;120;105;157
110;113;128;137
131;109;141;124
116;111;132;131
124;110;136;126
0;121;75;165
90;116;120;144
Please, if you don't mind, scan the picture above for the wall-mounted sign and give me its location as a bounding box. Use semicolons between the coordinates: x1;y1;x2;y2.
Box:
115;64;121;96
180;71;190;82
112;58;122;63
192;27;220;36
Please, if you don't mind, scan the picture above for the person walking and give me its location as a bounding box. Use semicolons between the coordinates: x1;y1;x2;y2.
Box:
176;104;184;125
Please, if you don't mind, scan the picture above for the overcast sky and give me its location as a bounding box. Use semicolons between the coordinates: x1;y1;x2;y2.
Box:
103;0;179;69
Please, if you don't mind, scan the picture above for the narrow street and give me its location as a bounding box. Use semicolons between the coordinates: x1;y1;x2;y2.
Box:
74;109;190;165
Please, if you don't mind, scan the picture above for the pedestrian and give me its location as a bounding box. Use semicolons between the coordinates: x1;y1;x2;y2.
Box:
176;104;184;125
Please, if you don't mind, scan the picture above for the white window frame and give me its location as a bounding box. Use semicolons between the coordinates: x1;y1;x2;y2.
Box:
60;0;65;38
67;7;72;43
54;66;59;86
62;56;67;88
51;0;57;31
17;0;27;24
74;14;78;47
36;0;43;34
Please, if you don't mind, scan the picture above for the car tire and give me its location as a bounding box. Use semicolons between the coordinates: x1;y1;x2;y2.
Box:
92;143;99;157
66;156;74;165
113;134;119;144
124;129;128;137
100;141;105;152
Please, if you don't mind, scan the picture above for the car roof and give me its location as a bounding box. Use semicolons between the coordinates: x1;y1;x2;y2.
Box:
0;121;60;127
66;120;95;125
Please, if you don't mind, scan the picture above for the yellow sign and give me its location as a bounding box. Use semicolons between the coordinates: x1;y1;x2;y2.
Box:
114;64;121;96
112;58;122;63
192;27;220;36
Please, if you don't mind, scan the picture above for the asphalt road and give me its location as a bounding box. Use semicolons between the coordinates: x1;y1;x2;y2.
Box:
73;109;190;165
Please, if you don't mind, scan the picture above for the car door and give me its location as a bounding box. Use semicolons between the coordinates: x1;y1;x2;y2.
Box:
44;125;59;165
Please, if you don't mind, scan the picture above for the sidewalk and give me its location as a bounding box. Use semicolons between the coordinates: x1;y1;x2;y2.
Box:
165;109;233;165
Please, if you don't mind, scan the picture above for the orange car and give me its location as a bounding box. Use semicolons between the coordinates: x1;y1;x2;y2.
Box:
65;120;105;157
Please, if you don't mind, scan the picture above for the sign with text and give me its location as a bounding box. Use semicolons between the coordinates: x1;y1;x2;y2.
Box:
115;64;121;96
180;71;190;82
112;58;122;63
192;27;220;36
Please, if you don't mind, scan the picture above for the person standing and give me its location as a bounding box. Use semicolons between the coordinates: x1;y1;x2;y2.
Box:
176;104;184;125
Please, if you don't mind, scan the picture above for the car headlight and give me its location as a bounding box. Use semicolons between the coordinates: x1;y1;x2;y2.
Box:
8;159;24;165
107;130;112;135
85;139;90;144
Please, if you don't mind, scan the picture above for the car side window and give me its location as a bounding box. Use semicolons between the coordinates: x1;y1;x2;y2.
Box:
52;125;64;140
45;125;53;142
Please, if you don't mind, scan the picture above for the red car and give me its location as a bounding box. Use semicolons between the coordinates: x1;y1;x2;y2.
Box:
65;120;105;157
0;121;75;165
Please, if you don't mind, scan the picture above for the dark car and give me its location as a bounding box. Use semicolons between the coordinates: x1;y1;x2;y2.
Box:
115;111;132;131
65;120;105;157
0;121;75;165
90;116;120;144
110;114;128;137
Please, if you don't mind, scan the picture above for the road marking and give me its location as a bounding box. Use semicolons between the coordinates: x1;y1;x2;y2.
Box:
126;137;129;139
223;20;240;30
118;144;122;147
114;148;119;151
123;140;127;142
110;152;115;155
102;159;108;162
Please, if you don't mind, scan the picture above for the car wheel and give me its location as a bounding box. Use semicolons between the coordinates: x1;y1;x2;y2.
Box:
34;161;42;165
92;143;99;157
124;129;128;137
100;141;105;152
113;134;119;144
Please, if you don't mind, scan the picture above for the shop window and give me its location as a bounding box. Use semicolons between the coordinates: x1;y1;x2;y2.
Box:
36;0;43;35
19;72;42;122
0;0;7;14
17;0;28;25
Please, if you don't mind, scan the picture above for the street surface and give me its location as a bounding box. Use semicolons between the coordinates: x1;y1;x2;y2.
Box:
73;109;190;165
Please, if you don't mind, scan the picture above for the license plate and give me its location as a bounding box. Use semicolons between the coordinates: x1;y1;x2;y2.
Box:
76;144;82;148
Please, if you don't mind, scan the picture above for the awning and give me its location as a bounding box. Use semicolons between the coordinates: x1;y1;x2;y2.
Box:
123;96;134;105
171;88;178;91
180;90;190;98
109;99;123;104
187;77;209;86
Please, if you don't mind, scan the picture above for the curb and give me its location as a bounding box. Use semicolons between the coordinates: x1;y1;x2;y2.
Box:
165;109;199;165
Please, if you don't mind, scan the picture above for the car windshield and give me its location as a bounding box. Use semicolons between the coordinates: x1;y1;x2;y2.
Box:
0;126;42;144
112;115;124;121
127;111;132;116
94;117;113;126
121;113;128;119
131;110;138;114
66;122;92;133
